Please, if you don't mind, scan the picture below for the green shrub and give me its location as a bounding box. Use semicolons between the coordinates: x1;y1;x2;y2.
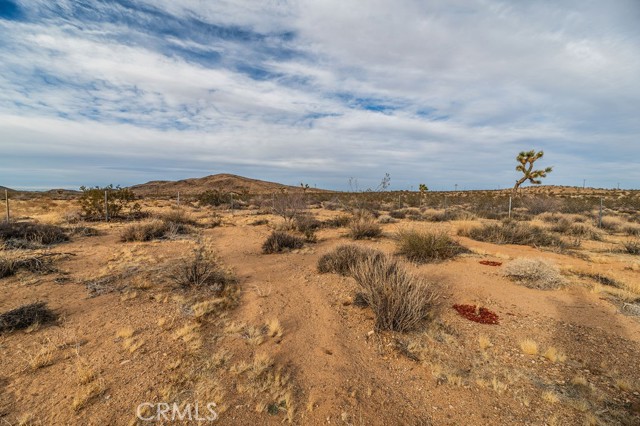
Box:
79;185;141;220
262;231;304;253
197;190;229;207
396;229;468;263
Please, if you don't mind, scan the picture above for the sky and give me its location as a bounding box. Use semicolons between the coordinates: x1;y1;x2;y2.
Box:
1;0;639;191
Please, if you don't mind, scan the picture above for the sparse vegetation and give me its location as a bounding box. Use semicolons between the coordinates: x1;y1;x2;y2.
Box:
504;258;566;289
621;239;640;255
79;184;140;220
170;245;236;293
348;210;382;239
350;253;441;332
120;220;170;242
0;302;57;333
317;244;384;276
396;229;468;263
0;222;68;247
459;221;563;247
262;231;304;253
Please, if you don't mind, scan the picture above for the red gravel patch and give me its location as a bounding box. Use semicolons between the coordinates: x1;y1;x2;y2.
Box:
453;304;500;325
479;260;502;266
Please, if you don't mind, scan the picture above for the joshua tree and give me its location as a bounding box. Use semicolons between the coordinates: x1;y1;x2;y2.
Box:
512;150;552;195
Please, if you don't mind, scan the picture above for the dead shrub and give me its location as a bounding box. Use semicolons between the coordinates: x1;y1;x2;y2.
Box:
348;211;382;240
621;240;640;255
396;229;468;263
623;224;640;237
262;231;304;253
159;209;199;226
350;254;441;332
322;215;351;228
0;222;68;246
0;302;57;333
120;220;170;242
170;246;236;293
0;253;57;278
317;245;384;276
504;259;566;289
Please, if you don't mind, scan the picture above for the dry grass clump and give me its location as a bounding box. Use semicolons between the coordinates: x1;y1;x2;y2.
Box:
317;244;384;276
348;211;382;240
262;231;305;253
396;229;468;263
159;209;199;226
321;215;351;228
0;252;58;278
120;220;170;242
519;338;538;355
622;224;640;237
170;246;236;293
621;240;640;255
504;258;566;289
599;216;624;232
0;302;57;333
458;221;563;247
0;222;68;246
350;253;441;332
550;218;602;240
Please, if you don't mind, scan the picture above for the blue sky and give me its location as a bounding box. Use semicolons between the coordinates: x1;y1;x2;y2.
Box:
1;0;639;191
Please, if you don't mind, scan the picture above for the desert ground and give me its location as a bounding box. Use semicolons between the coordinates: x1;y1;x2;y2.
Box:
1;181;639;425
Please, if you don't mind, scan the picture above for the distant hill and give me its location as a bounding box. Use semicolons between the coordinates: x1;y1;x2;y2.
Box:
129;173;331;196
0;186;15;194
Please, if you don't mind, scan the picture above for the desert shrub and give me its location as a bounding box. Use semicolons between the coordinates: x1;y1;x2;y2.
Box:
294;214;321;242
0;257;16;278
622;240;640;255
559;197;596;214
378;215;397;224
66;225;100;237
79;185;141;220
250;219;269;226
170;246;236;293
599;217;623;232
317;245;384;276
503;259;566;289
459;221;563;247
623;224;640;237
159;209;198;226
396;229;468;263
550;219;602;240
350;254;441;332
0;222;68;246
522;196;562;215
262;231;304;253
389;210;406;219
120;220;169;242
322;201;342;211
197;190;229;207
348;211;383;240
322;215;351;228
271;192;307;222
0;302;57;333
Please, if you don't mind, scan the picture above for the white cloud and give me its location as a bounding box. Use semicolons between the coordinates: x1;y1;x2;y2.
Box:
1;0;639;189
